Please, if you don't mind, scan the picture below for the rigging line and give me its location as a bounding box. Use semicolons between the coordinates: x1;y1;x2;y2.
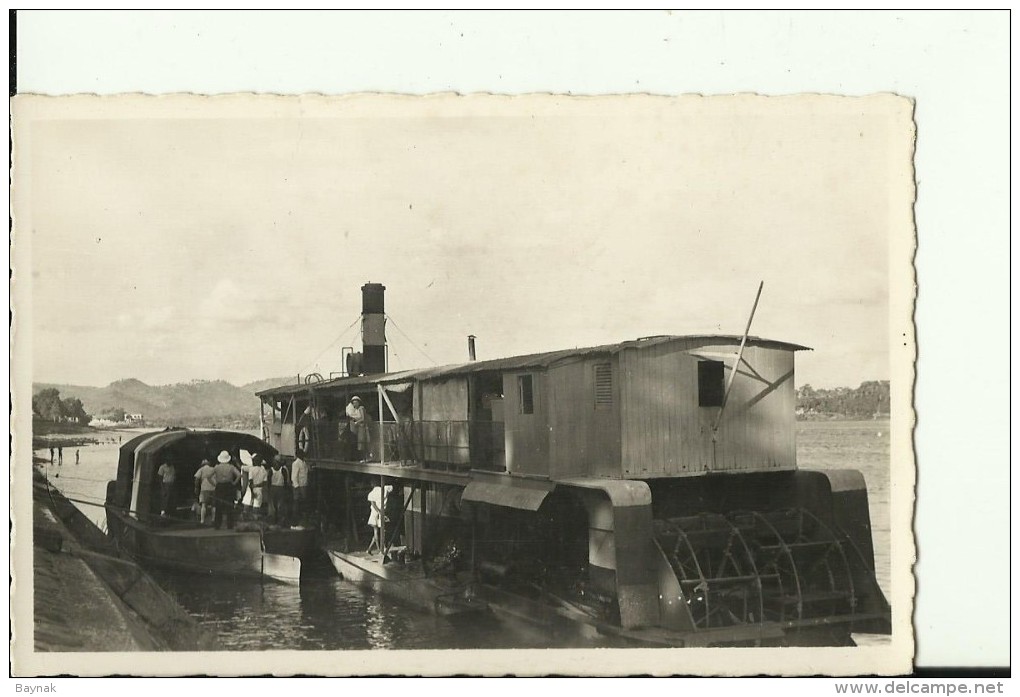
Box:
36;473;116;484
385;314;436;365
298;314;362;376
52;492;109;507
389;348;403;370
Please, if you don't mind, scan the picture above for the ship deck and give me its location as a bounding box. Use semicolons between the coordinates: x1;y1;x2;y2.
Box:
310;457;472;485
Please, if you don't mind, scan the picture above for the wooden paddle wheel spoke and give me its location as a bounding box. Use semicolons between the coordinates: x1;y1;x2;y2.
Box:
798;509;857;612
750;510;803;621
655;513;772;629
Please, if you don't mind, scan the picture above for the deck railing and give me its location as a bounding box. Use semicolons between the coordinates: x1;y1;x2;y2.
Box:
382;420;506;472
297;418;505;472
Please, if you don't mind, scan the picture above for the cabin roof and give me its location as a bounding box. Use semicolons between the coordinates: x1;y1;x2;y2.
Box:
257;334;810;399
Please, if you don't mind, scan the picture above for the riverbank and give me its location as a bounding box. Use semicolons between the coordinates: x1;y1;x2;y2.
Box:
30;461;217;652
32;420;105;452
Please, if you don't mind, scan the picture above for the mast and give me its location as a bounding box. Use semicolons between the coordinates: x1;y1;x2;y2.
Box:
712;281;764;446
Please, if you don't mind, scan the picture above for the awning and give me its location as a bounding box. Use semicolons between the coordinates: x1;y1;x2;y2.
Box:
687;350;738;363
461;476;555;511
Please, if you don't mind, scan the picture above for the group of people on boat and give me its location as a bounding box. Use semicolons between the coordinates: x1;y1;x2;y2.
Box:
156;449;313;530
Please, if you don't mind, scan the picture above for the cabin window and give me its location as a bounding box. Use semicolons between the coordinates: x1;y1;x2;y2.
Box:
518;375;534;414
594;363;613;409
698;360;726;407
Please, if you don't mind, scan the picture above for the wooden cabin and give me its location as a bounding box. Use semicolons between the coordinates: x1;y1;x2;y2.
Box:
256;334;898;640
258;334;808;479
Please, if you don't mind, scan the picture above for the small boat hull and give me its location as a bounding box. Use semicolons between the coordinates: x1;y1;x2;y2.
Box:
326;549;482;616
106;508;310;583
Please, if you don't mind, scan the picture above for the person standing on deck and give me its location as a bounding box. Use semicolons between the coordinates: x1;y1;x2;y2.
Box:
57;446;63;465
291;449;310;525
211;451;241;530
157;459;177;517
268;455;290;526
249;454;269;520
194;458;217;525
239;454;255;519
346;396;372;462
48;447;54;464
366;484;393;555
75;449;80;465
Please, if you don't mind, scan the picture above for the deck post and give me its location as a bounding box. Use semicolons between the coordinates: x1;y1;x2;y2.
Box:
345;475;358;549
379;475;386;562
383;485;414;558
378;385;386;465
470;506;477;579
310;393;319;459
420;482;428;558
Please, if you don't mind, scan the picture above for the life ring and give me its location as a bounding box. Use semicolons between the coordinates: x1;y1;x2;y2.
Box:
297;425;312;454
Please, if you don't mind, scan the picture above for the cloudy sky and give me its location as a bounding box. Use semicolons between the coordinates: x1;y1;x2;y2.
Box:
18;94;912;389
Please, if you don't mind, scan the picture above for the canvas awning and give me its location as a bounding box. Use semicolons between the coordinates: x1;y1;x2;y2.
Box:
461;476;555;511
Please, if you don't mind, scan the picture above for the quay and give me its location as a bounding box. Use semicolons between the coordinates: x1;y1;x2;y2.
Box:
31;463;215;652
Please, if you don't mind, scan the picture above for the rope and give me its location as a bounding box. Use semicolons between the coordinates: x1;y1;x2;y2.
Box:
55;494;110;509
34;472;114;485
298;314;362;377
385;314;436;365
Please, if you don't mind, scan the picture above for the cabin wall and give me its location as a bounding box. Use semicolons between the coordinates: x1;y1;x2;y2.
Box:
419;378;470;465
619;341;797;476
420;379;469;421
547;357;622;479
502;370;549;476
279;424;296;457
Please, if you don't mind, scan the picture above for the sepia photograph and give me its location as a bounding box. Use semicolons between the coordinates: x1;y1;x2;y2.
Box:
11;90;917;676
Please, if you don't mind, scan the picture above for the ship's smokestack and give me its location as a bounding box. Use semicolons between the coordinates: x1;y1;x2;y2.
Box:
468;335;477;361
361;282;386;374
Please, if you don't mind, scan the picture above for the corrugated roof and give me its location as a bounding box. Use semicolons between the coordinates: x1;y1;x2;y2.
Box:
257;334;810;398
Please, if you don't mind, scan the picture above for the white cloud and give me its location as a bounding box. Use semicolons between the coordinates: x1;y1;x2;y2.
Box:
197;278;260;327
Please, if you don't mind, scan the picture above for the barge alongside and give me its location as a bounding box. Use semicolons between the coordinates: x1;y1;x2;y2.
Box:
104;429;317;582
258;282;891;646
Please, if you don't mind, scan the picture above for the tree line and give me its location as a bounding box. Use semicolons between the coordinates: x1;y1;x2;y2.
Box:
32;388;92;424
796;380;890;418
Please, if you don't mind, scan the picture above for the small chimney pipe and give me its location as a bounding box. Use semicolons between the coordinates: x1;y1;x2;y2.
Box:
468;335;477;361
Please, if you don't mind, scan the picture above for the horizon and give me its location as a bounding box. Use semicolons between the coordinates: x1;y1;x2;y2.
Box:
19;95;906;392
32;371;892;392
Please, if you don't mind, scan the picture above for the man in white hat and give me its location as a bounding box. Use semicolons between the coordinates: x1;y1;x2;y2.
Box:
345;395;371;462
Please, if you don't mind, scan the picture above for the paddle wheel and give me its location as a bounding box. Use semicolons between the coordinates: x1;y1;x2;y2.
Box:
653;506;888;643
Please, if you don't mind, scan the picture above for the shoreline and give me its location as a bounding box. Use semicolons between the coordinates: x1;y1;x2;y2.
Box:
28;460;218;653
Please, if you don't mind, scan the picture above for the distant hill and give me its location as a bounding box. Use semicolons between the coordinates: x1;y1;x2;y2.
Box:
32;377;295;429
242;377;298;394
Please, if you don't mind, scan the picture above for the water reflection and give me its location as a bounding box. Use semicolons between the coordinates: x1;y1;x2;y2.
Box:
364;596;395;650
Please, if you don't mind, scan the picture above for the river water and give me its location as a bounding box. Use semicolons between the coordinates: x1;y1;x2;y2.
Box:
35;421;891;650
